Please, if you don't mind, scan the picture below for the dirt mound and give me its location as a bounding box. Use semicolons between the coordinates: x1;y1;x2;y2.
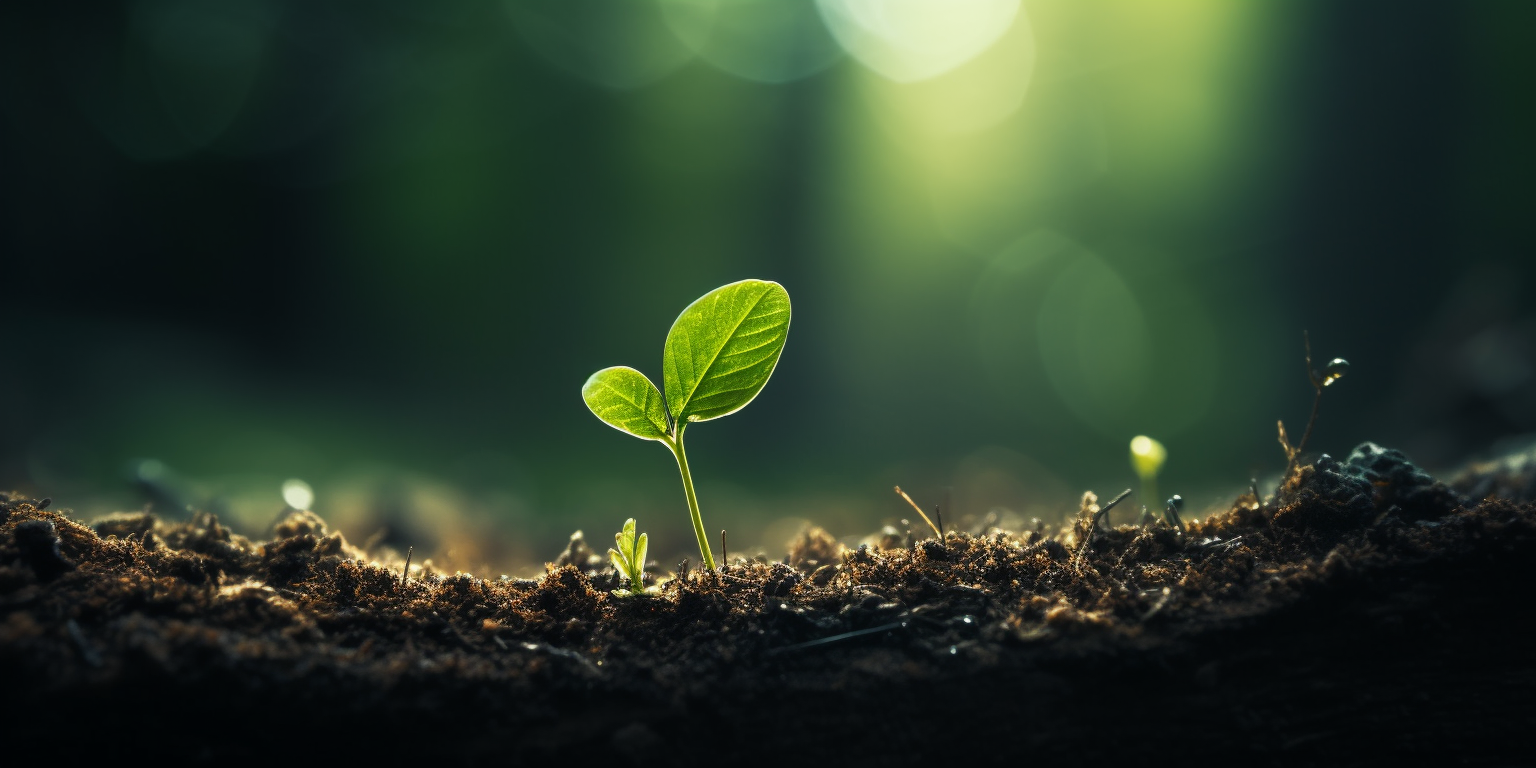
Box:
2;445;1532;765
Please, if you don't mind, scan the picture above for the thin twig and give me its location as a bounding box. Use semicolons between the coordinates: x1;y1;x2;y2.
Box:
1163;497;1184;530
1099;488;1133;520
1072;489;1132;570
66;620;102;668
1297;331;1325;453
720;530;727;571
1141;587;1172;623
1284;331;1326;480
401;546;413;585
767;620;908;655
894;487;943;539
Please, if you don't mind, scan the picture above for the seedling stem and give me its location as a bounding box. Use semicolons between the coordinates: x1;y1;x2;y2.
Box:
664;430;716;572
581;279;790;575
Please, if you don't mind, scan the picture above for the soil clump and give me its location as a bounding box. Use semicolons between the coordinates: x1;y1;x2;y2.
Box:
2;442;1533;765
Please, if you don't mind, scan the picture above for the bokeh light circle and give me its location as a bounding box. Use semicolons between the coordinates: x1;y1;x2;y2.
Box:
659;0;843;84
858;5;1035;138
1035;244;1152;436
282;478;315;510
971;230;1156;438
505;0;694;90
816;0;1019;82
65;0;276;160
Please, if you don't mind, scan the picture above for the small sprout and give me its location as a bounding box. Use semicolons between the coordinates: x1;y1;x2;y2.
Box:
1163;494;1184;529
608;518;649;597
1130;435;1167;519
582;280;791;571
1129;435;1167;477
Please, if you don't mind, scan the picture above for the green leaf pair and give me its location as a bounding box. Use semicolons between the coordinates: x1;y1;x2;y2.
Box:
582;279;792;571
608;518;649;596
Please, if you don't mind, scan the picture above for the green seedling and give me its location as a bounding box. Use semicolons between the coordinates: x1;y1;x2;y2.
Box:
608;518;649;596
1130;435;1166;520
582;279;791;571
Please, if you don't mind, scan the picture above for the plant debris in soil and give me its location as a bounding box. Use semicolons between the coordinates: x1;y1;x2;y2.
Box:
2;441;1534;765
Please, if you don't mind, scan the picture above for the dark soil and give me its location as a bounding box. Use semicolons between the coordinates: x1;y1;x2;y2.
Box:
3;441;1534;766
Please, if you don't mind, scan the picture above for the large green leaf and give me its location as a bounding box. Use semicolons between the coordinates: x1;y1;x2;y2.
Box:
663;279;791;423
582;366;671;441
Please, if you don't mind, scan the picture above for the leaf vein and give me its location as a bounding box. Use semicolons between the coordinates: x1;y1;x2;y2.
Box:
676;286;777;418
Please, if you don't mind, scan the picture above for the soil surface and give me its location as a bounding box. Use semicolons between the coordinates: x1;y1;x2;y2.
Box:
3;441;1534;766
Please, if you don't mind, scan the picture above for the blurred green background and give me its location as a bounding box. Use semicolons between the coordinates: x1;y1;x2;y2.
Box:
3;0;1534;573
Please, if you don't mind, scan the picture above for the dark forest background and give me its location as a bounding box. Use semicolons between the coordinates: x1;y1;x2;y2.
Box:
3;0;1532;572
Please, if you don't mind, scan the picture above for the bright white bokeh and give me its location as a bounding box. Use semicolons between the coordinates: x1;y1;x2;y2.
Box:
856;5;1035;138
816;0;1019;82
281;478;314;510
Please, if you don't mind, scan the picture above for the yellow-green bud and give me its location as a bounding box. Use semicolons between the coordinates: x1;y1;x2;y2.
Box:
1130;435;1167;479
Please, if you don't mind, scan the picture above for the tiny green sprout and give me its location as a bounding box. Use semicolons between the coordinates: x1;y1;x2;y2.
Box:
1130;435;1167;519
608;518;649;596
582;279;791;571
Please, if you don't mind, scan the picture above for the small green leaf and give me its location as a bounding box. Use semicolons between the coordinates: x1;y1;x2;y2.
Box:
616;517;636;552
582;367;671;441
663;279;791;424
608;519;648;595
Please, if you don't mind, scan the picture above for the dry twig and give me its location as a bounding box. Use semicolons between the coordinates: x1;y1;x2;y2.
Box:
894;486;943;540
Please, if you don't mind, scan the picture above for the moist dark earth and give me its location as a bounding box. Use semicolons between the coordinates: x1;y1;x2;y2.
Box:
3;442;1534;766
